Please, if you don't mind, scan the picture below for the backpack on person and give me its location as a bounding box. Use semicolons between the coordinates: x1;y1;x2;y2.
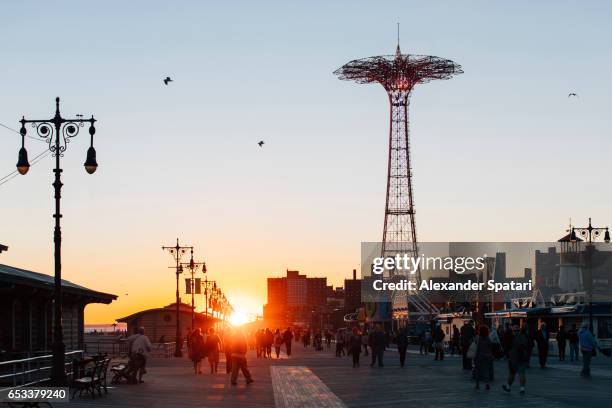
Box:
467;338;478;359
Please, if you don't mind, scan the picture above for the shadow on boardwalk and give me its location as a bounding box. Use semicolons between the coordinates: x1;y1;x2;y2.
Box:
66;345;612;408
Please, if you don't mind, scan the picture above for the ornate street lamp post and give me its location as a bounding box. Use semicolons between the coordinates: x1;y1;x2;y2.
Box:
16;97;98;385
572;218;610;332
181;249;206;331
202;277;217;318
162;238;193;357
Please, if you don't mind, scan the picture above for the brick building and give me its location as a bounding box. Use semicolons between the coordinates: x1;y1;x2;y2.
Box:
344;269;362;314
264;270;328;327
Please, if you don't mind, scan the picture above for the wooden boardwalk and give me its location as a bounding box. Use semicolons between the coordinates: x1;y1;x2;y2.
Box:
65;344;612;407
271;366;346;408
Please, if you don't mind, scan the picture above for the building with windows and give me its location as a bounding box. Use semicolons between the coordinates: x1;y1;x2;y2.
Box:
344;269;362;314
264;270;328;327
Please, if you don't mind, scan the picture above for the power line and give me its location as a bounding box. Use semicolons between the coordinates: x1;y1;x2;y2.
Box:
0;149;51;187
0;119;51;187
0;121;46;142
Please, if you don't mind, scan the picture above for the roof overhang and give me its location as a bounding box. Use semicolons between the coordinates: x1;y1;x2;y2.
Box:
0;263;116;304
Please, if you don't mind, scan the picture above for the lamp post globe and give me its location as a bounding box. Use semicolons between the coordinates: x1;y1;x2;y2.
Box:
16;147;30;175
84;146;98;174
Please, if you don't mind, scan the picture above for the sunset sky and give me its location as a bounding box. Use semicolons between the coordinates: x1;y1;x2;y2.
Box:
1;1;611;323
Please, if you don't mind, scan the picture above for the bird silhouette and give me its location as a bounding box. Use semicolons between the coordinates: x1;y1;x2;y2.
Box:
258;141;264;147
163;76;173;85
568;92;578;98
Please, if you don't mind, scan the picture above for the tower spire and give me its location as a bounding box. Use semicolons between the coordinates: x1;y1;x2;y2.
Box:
396;22;401;57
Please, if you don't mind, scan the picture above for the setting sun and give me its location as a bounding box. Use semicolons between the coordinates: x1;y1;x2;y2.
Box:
229;310;250;326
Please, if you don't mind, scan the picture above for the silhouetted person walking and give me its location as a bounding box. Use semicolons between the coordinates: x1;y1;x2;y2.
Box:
433;323;445;361
503;324;529;395
535;322;549;368
568;324;580;362
349;328;362;368
274;329;283;358
335;330;345;357
556;325;567;361
474;325;493;390
501;323;513;360
579;322;598;377
396;327;408;368
188;328;205;374
369;324;385;367
450;325;460;355
526;325;535;367
461;321;475;370
283;327;293;356
206;328;221;373
224;328;233;374
230;330;253;385
362;329;369;356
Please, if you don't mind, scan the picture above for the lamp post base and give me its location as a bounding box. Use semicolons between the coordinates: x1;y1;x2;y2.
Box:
174;336;183;357
50;341;67;386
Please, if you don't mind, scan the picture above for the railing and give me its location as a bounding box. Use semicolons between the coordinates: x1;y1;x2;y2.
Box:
151;342;176;359
84;339;176;359
84;339;128;358
0;350;83;391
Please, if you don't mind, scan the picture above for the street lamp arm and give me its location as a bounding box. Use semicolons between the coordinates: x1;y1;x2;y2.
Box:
18;99;98;174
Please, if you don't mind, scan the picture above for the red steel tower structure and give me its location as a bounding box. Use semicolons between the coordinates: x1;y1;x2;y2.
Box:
335;40;462;317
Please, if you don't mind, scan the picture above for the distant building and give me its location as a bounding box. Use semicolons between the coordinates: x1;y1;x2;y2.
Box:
488;228;612;340
535;246;560;290
344;269;362;314
534;235;612;303
326;286;346;311
307;277;327;309
286;270;307;307
326;287;346;329
493;252;506;282
263;269;327;328
116;301;216;342
0;263;116;357
263;277;287;324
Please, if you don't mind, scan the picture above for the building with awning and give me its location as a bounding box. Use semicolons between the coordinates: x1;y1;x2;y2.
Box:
486;303;612;339
0;263;116;357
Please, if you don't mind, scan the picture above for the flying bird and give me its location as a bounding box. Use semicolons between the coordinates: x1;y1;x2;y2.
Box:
163;76;173;85
258;141;264;147
568;92;578;98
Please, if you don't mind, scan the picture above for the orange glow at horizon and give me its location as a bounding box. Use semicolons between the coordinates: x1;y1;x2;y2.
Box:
4;221;360;325
229;310;251;326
